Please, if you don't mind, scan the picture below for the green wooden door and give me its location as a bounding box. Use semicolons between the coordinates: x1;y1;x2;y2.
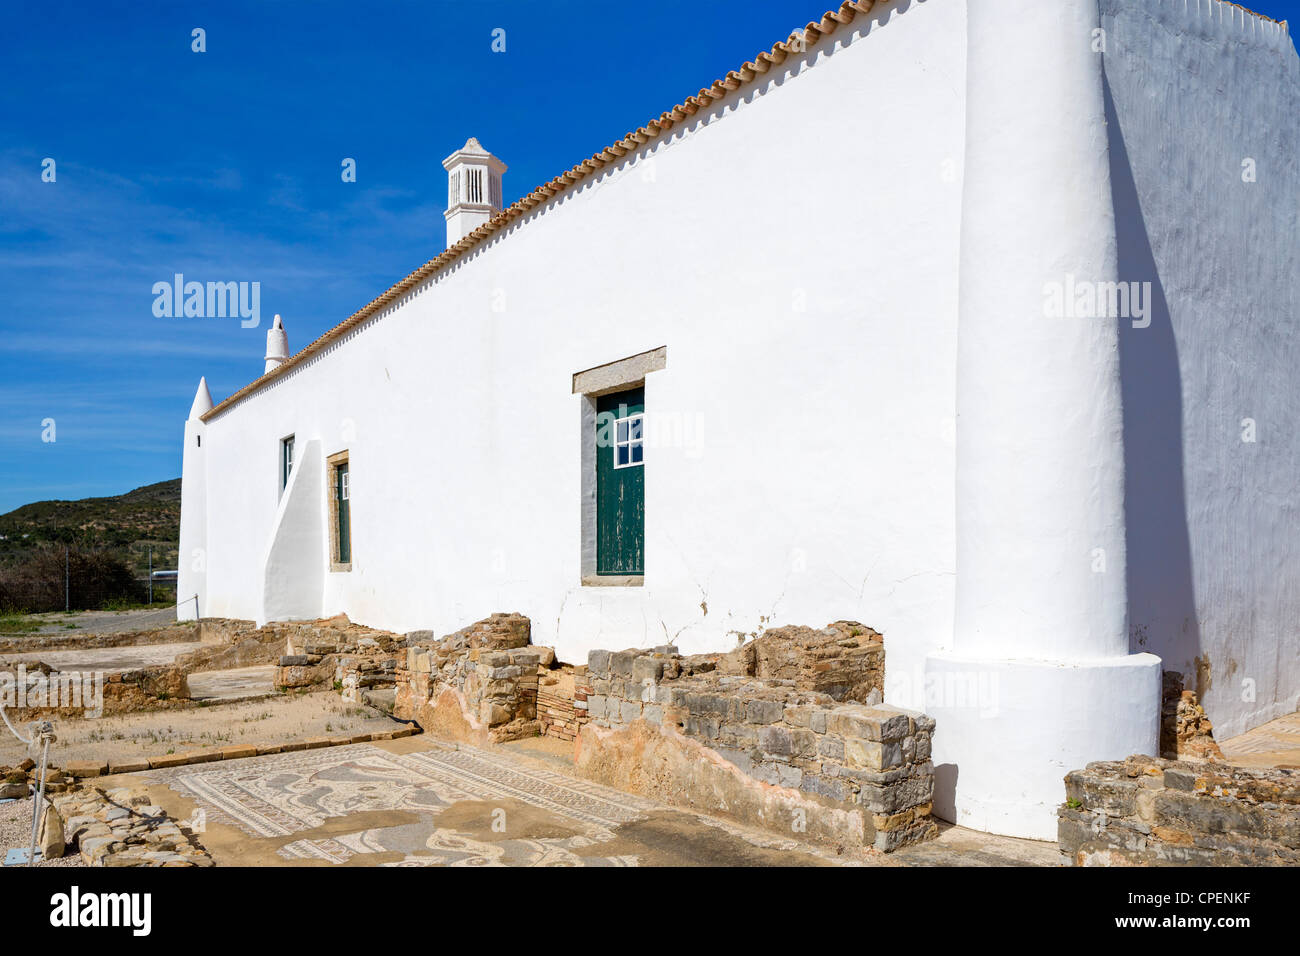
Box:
336;463;351;565
596;387;645;575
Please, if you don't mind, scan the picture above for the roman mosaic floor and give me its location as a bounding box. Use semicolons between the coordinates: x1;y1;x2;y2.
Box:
146;740;662;866
1220;710;1300;769
126;737;1059;867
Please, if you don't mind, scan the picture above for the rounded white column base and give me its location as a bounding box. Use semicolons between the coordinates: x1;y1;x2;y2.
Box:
924;649;1161;841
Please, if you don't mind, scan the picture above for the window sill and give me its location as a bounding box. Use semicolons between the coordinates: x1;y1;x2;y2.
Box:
581;574;644;588
329;563;352;573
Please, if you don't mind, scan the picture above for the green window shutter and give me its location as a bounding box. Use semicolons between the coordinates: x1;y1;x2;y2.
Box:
596;387;645;575
336;463;351;565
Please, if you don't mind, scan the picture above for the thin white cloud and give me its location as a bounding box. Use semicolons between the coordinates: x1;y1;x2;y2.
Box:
0;333;256;360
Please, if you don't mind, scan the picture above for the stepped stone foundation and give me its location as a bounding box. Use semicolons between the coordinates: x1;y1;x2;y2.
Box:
575;623;935;852
383;613;931;852
1059;755;1300;866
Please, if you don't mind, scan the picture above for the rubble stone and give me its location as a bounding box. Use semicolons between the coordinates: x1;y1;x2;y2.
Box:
48;786;214;867
1059;756;1299;866
1160;671;1225;761
394;614;553;745
715;621;884;703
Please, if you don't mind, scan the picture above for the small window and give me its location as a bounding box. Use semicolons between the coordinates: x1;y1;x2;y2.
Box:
328;452;351;571
281;435;295;492
613;413;644;469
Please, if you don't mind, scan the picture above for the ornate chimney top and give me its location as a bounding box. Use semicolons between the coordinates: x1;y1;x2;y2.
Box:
443;138;507;248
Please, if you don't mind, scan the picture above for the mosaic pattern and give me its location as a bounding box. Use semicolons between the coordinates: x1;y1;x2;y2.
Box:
1221;711;1300;758
149;741;656;865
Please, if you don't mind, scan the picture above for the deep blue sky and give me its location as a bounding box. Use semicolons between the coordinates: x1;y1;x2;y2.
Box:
1;0;1297;514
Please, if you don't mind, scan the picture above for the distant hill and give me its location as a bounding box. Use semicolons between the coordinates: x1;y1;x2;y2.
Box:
0;479;181;574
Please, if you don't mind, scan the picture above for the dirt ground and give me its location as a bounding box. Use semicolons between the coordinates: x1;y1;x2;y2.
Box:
0;693;399;767
0;641;201;672
15;607;183;638
0;797;86;868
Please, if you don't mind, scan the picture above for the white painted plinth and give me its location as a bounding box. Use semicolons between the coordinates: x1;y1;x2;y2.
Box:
924;650;1161;841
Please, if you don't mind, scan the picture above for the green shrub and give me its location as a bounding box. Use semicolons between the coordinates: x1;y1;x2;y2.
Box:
0;545;147;612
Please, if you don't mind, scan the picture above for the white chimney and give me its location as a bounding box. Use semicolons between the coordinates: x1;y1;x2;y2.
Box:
264;313;289;374
443;137;506;248
188;376;214;420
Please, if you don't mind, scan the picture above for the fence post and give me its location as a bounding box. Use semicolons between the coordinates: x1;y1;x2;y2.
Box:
148;547;153;605
64;547;69;613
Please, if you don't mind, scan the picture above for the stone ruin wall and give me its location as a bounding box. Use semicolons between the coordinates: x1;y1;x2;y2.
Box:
177;618;292;677
393;613;544;746
2;662;190;720
717;620;887;704
390;616;934;852
3;615;410;721
577;622;936;852
1058;755;1299;866
4;609;934;855
13;605;1294;866
271;616;404;697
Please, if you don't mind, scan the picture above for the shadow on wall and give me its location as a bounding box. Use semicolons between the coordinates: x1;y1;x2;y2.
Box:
1104;74;1202;680
933;762;956;824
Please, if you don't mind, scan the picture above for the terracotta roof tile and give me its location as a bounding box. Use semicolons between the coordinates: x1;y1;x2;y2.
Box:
1225;2;1286;27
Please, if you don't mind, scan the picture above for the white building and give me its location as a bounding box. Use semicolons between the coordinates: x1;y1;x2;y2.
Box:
179;0;1300;840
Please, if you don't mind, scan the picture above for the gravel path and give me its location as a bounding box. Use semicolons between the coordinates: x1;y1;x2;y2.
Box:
0;796;85;867
23;607;182;637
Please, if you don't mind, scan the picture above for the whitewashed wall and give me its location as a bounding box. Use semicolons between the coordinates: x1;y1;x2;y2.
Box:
192;0;967;706
1103;0;1300;738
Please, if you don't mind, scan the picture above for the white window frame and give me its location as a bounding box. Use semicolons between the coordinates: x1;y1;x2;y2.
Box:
612;413;645;470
